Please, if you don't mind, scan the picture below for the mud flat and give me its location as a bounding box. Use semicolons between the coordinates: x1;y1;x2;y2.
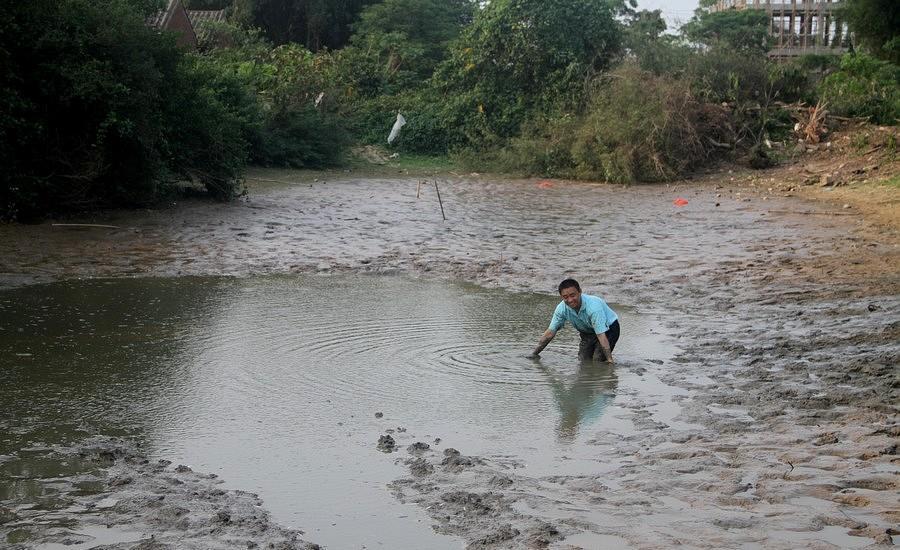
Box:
1;438;319;549
1;173;898;548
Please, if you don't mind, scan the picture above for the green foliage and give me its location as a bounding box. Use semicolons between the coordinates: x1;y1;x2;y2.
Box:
687;46;770;104
500;64;727;182
200;37;350;167
819;53;900;124
162;56;254;199
432;0;627;148
233;0;377;50
623;10;693;76
682;8;772;55
337;0;474;98
841;0;900;64
344;90;451;153
254;107;348;167
0;0;253;220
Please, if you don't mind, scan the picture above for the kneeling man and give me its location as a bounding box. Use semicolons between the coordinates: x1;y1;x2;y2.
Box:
531;279;620;362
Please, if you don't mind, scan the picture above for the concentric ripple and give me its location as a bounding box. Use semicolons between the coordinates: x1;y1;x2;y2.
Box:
0;274;669;549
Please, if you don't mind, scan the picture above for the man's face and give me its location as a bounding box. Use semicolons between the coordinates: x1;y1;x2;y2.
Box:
560;286;581;310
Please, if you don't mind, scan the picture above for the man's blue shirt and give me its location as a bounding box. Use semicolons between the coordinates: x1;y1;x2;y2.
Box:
548;294;618;334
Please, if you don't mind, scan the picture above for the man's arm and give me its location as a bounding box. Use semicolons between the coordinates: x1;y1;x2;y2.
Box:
531;329;556;357
596;332;613;363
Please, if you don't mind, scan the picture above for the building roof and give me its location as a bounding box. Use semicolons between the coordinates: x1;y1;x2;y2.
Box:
186;9;228;44
187;9;227;26
147;0;179;29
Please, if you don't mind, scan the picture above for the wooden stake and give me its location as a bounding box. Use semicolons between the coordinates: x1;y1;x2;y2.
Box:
434;180;447;221
416;180;422;199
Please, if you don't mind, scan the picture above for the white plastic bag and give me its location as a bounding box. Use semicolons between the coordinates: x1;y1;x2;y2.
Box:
387;112;406;144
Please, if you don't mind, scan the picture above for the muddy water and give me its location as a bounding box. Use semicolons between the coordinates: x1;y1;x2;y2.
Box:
0;274;669;548
1;171;897;549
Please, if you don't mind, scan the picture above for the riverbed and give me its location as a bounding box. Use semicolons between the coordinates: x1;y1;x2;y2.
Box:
1;170;897;549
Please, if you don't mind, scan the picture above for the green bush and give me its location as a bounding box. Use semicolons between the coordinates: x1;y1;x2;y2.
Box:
161;56;254;199
254;107;348;167
432;0;626;149
819;53;900;124
0;0;253;220
688;46;770;104
200;37;351;168
571;65;722;182
345;90;453;154
496;114;579;177
500;64;728;182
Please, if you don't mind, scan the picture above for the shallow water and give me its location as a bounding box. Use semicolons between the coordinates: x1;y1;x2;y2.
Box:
0;274;671;548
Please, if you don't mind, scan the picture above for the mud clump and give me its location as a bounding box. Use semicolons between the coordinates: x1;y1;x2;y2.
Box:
441;448;476;472
526;522;564;547
406;457;434;477
377;434;396;452
0;436;320;549
470;524;519;547
407;441;430;454
489;475;513;488
440;491;503;517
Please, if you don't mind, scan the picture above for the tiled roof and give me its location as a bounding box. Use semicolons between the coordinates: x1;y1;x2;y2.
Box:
187;9;227;26
187;9;227;43
147;0;179;29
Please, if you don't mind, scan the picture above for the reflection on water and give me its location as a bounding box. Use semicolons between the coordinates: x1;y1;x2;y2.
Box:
0;275;668;548
534;360;618;443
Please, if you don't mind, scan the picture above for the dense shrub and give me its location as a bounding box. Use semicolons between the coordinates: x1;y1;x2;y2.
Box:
0;0;252;220
819;53;900;124
433;0;627;149
254;107;348;167
501;65;728;182
200;38;350;167
344;90;453;153
682;8;772;55
687;47;771;104
162;56;256;199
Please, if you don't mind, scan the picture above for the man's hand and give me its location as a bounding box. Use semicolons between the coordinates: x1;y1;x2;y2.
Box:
531;330;556;358
596;332;614;364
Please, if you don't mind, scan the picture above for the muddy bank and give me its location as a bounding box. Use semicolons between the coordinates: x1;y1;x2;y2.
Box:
1;172;898;548
1;437;318;549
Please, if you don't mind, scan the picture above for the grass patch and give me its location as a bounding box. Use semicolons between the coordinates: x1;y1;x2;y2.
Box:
387;153;459;173
345;149;462;175
879;173;900;189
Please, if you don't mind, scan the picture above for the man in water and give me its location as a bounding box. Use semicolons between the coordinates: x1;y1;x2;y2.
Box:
531;279;620;362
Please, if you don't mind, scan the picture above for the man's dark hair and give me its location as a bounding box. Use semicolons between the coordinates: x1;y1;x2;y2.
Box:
558;279;581;294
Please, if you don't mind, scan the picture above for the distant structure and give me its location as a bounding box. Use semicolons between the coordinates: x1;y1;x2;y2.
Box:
148;0;228;49
186;9;228;45
709;1;850;59
148;0;197;48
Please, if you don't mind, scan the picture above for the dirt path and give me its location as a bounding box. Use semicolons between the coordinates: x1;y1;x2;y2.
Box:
0;171;897;549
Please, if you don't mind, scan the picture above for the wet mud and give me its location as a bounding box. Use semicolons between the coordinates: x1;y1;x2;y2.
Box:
1;171;898;548
1;438;318;549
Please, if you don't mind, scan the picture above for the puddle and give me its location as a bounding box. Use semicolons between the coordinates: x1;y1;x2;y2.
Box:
0;274;674;548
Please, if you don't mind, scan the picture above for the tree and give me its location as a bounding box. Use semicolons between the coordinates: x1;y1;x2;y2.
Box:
233;0;377;50
433;0;628;147
0;0;251;220
622;9;692;75
682;8;772;55
841;0;900;64
340;0;475;96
